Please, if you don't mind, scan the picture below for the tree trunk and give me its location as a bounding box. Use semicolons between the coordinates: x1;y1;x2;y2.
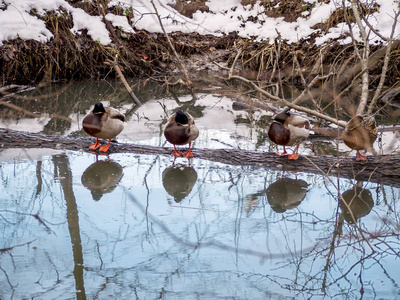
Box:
1;128;399;187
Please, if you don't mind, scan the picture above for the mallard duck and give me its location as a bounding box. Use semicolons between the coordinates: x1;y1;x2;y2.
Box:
82;102;125;152
268;109;310;160
164;110;199;158
342;115;377;161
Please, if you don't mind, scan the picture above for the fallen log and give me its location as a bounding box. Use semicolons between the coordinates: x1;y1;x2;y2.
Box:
1;128;399;187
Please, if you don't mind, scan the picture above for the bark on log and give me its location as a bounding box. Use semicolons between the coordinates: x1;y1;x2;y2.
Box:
1;128;399;187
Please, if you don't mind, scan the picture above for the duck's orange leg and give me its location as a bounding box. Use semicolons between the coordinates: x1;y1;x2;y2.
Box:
99;139;111;152
171;145;184;157
356;150;368;161
276;146;288;156
288;145;300;160
182;142;194;158
89;138;101;150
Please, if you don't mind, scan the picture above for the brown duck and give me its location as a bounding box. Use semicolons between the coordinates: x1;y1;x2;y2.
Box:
268;110;310;160
342;115;377;161
164;110;199;158
82;103;125;152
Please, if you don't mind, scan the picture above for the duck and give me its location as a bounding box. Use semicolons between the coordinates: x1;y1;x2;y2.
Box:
342;115;377;161
82;102;125;152
164;110;199;158
268;109;310;160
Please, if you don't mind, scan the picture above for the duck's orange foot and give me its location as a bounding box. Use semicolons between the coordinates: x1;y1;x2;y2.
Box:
98;140;111;152
276;151;288;156
288;153;299;160
99;145;110;152
356;151;368;161
182;150;194;158
171;149;183;157
89;139;100;150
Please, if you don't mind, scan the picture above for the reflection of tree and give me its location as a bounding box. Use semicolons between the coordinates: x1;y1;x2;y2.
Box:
1;153;399;299
52;154;86;300
270;180;400;298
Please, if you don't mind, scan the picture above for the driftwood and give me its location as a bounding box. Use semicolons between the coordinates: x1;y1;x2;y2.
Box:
1;128;400;187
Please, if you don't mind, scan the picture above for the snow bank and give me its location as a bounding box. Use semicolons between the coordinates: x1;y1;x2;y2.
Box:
0;0;399;46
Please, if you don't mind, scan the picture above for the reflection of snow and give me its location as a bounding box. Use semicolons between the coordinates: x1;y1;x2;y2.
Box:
0;148;64;162
119;93;270;150
0;116;51;133
3;89;400;156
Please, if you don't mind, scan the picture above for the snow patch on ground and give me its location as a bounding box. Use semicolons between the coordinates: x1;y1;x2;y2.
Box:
0;0;398;46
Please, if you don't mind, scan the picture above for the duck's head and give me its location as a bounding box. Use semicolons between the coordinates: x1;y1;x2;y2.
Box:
360;114;376;127
273;109;290;124
93;103;106;115
347;114;376;130
175;110;189;125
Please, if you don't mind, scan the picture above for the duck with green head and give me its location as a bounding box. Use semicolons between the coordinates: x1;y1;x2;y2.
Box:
82;102;125;152
164;110;199;158
268;109;310;160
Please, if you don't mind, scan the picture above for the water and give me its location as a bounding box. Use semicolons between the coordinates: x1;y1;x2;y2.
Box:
0;80;399;299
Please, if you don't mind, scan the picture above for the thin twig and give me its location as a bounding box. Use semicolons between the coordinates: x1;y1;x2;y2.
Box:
150;0;193;89
105;54;142;107
0;100;72;122
303;155;375;252
229;74;346;127
367;9;400;114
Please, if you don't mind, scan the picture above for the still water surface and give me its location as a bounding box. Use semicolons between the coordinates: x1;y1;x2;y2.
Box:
0;80;399;299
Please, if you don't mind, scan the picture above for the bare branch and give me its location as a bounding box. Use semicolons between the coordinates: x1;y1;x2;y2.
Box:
150;0;193;89
367;9;400;114
350;0;370;115
105;54;142;107
0;99;72;122
229;73;346;127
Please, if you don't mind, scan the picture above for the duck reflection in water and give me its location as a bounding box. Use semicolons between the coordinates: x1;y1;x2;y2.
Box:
266;177;309;213
81;160;123;200
162;164;198;203
340;181;374;224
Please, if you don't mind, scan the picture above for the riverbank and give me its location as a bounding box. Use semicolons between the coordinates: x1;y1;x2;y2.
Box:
1;0;399;88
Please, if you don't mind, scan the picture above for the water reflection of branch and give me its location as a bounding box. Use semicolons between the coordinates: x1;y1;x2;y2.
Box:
0;265;17;291
0;210;60;232
0;238;37;253
0;99;72;122
126;190;324;260
0;83;70;100
303;156;375;252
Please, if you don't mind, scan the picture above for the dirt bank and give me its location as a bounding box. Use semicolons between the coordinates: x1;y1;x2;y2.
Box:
1;1;400;88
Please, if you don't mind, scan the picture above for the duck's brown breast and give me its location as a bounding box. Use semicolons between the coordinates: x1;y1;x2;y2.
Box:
83;114;102;136
268;121;290;146
164;123;190;145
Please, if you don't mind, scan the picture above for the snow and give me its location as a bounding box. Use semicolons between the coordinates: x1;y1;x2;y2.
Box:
70;9;111;45
105;13;135;34
0;0;399;46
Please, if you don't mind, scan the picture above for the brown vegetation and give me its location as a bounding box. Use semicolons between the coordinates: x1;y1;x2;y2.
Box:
1;0;399;92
